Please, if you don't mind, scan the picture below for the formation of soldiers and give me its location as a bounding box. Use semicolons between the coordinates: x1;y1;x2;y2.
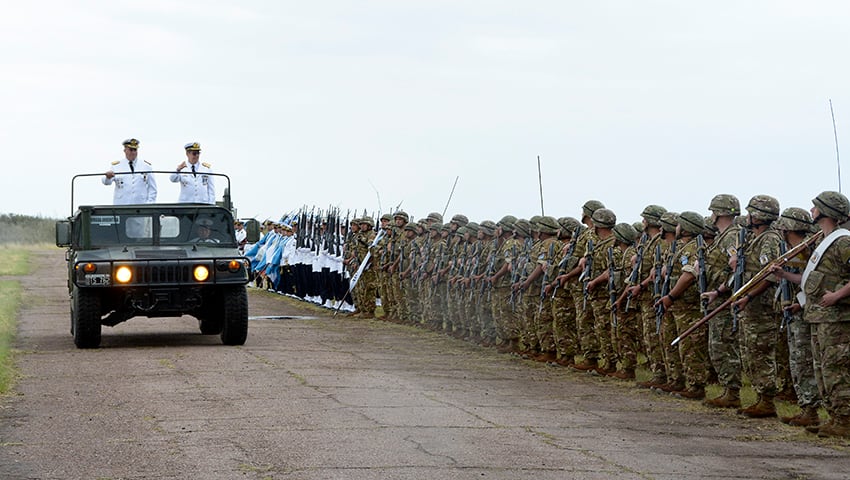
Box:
248;192;850;440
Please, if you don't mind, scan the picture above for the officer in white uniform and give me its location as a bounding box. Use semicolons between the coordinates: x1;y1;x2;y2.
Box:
170;142;215;204
102;138;158;204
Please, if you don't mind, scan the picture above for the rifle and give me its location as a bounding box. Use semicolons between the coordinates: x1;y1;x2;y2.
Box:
730;226;747;333
608;246;618;327
415;236;432;287
333;227;387;316
538;241;556;315
697;234;708;314
580;239;594;311
654;241;672;334
508;243;521;311
671;230;822;345
778;240;794;331
551;225;582;299
480;237;498;306
430;243;445;299
623;232;648;311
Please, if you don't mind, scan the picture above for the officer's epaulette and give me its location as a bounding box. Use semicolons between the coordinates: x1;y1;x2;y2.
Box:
144;160;152;165
111;160;120;165
202;162;211;168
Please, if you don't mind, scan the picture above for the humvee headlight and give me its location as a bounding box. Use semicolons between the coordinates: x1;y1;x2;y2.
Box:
83;263;97;273
114;266;133;283
227;260;241;272
193;265;210;282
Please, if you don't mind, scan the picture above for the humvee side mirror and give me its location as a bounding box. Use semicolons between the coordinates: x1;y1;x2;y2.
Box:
245;219;260;243
56;221;72;247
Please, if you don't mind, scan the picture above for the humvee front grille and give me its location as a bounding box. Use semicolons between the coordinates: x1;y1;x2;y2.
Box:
136;264;191;284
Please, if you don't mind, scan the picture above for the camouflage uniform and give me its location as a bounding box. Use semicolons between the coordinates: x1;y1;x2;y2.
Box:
356;220;378;318
551;217;582;364
803;192;850;432
587;208;619;371
611;223;639;376
474;222;498;342
738;196;782;403
657;213;684;390
704;197;744;400
491;217;519;347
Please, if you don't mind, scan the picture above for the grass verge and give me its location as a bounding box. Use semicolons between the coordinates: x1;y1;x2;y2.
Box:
0;280;22;394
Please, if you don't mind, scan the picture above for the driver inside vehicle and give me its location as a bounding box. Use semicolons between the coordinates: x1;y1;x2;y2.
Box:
191;218;220;243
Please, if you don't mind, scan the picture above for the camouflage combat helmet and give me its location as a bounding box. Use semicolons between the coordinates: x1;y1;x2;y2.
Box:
351;217;361;225
498;215;517;232
450;214;469;227
529;215;543;228
775;207;814;232
591;208;616;229
479;220;497;236
557;217;582;236
380;213;392;222
678;211;705;235
514;219;532;238
582;200;605;219
613;223;638;245
428;222;442;232
465;221;480;234
813;191;850;221
709;194;741;217
703;216;719;237
359;216;375;227
426;212;443;223
660;212;679;233
393;210;409;222
536;216;560;235
746;195;780;222
632;221;645;235
640;204;667;227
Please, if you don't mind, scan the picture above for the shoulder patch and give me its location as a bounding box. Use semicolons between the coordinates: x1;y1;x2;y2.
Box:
759;254;770;266
202;162;211;168
680;254;689;265
111;160;120;165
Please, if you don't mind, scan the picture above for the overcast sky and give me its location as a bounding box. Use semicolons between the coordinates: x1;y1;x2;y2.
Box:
3;1;850;225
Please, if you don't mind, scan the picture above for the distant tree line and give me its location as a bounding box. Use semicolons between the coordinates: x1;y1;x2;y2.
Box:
0;214;57;244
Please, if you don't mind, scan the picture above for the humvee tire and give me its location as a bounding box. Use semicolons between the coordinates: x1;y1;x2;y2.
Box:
220;286;248;345
72;286;102;348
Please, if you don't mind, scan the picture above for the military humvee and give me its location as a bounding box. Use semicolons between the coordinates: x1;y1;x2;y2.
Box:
56;172;258;348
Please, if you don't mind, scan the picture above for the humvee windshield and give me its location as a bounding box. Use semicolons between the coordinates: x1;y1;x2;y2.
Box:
85;209;236;247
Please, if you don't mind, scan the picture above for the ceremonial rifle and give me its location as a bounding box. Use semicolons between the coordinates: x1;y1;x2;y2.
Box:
580;239;594;311
538;241;556;315
623;232;648;311
480;237;498;305
333;228;387;316
671;230;822;345
697;234;708;314
778;241;794;331
551;226;582;299
731;227;747;333
608;246;618;327
652;243;663;334
656;240;677;333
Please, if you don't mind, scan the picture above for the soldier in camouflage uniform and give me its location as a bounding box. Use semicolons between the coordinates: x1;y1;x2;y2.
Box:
653;212;685;393
799;191;850;438
608;222;639;379
732;195;782;418
473;221;498;344
342;218;362;313
547;217;583;366
508;219;534;351
701;195;744;408
625;205;669;388
565;200;605;371
583;208;619;374
488;216;520;352
655;211;709;399
770;207;821;427
515;216;561;360
354;217;378;319
388;211;410;322
425;223;449;329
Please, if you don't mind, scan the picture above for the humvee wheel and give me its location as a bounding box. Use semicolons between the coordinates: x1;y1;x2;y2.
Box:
72;286;102;348
220;286;248;345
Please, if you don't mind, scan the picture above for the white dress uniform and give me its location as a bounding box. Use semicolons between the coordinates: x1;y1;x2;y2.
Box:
102;159;158;204
170;161;216;204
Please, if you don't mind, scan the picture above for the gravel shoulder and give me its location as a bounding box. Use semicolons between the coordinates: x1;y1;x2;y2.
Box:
1;249;848;480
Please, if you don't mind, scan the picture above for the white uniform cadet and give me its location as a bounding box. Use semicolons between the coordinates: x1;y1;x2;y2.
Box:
170;142;216;204
102;138;158;205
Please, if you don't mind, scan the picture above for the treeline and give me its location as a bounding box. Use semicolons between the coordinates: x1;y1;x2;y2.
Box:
0;214;58;244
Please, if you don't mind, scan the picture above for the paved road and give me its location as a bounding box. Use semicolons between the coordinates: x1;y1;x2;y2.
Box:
1;249;848;479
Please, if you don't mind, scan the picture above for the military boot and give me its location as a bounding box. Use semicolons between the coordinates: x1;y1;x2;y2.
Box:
780;406;820;427
806;418;832;434
606;369;636;380
703;388;741;409
636;374;667;389
672;386;706;400
739;395;777;418
570;358;598;371
817;416;850;439
652;381;686;393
